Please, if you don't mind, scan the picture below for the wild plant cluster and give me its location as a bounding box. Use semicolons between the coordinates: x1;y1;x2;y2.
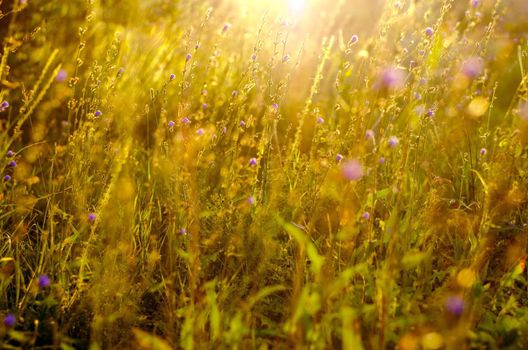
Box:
1;0;528;348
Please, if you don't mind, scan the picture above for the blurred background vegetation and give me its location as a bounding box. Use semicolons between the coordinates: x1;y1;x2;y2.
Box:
1;0;528;348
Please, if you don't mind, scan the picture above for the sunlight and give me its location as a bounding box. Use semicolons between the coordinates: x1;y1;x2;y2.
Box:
288;0;306;14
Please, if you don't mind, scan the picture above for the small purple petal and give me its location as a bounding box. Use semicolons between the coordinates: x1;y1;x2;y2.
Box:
445;296;465;316
388;136;399;148
38;274;51;288
341;160;364;181
4;314;15;328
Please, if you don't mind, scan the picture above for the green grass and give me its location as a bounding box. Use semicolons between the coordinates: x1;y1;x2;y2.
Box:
1;0;528;348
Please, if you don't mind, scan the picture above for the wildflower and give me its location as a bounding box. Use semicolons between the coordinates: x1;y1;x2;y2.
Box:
251;53;257;61
271;103;279;110
94;110;102;117
349;34;359;45
4;314;15;328
38;274;51;289
518;101;528;121
186;53;192;62
424;27;434;37
376;67;406;91
249;157;257;166
202;103;208;110
3;175;11;182
427;108;435;117
182;117;190;124
223;23;231;32
282;55;290;63
419;50;425;56
388;136;399;148
168;120;175;128
461;57;484;78
239;120;246;127
221;126;227;134
480;148;487;156
247;196;255;205
471;0;480;7
0;101;9;112
56;69;67;82
365;129;375;141
341;160;364;181
8;160;16;168
362;211;370;220
336;154;344;162
179;228;187;235
6;150;14;157
169;73;175;80
379;156;386;164
117;67;125;75
232;90;239;98
88;213;96;223
316;117;324;124
445;296;465;316
196;128;204;136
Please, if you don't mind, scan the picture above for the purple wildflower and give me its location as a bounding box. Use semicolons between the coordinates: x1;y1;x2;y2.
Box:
445;296;465;316
362;211;370;220
38;274;51;288
480;148;487;156
239;120;246;127
232;90;239;98
247;196;255;205
249;157;257;166
0;101;9;112
251;53;257;62
169;73;175;80
94;110;102;117
223;23;231;32
282;55;290;63
179;228;187;235
424;27;434;37
186;53;192;62
202;103;208;110
377;67;406;91
4;175;11;182
6;150;14;158
379;156;386;164
388;136;399;148
316;117;324;124
518;101;528;121
471;0;480;7
271;103;279;110
88;213;96;222
196;128;204;136
336;154;344;162
168;120;175;128
462;57;484;78
4;314;15;328
8;160;16;168
182;117;190;124
341;160;364;181
350;34;359;45
56;69;67;82
365;129;375;141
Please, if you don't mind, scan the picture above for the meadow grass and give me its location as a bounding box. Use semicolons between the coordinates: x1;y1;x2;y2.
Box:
1;0;528;348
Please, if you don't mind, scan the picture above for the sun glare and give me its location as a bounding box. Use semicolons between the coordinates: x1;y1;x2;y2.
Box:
288;0;306;14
